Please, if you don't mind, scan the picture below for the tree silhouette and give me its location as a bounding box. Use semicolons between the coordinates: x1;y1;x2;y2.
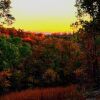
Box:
75;0;100;87
0;0;15;25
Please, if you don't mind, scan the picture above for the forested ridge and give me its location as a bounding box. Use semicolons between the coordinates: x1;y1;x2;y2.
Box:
0;26;99;93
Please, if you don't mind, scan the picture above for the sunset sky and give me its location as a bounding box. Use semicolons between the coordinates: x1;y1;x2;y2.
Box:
10;0;77;33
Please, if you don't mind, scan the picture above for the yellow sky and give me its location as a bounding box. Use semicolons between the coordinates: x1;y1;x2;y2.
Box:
9;0;77;33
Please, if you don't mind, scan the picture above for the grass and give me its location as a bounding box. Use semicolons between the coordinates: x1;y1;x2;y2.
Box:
0;85;85;100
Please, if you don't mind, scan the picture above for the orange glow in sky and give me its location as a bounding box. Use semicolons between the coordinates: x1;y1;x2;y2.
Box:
9;0;77;33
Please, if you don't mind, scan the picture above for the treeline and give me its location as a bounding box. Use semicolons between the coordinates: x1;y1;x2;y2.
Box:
0;26;99;94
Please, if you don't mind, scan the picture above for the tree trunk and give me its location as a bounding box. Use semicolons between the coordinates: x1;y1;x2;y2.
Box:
92;33;100;87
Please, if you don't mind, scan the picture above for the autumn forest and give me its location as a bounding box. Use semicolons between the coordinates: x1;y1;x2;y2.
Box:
0;0;100;100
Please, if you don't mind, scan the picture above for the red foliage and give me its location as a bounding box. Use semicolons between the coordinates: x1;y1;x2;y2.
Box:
22;37;32;41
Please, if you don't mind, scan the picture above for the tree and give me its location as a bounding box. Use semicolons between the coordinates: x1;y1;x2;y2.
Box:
75;0;100;87
0;35;32;71
0;0;15;25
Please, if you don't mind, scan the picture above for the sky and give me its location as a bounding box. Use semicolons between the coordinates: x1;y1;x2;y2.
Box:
9;0;77;33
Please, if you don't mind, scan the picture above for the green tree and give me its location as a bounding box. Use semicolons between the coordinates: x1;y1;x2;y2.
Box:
0;35;32;71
